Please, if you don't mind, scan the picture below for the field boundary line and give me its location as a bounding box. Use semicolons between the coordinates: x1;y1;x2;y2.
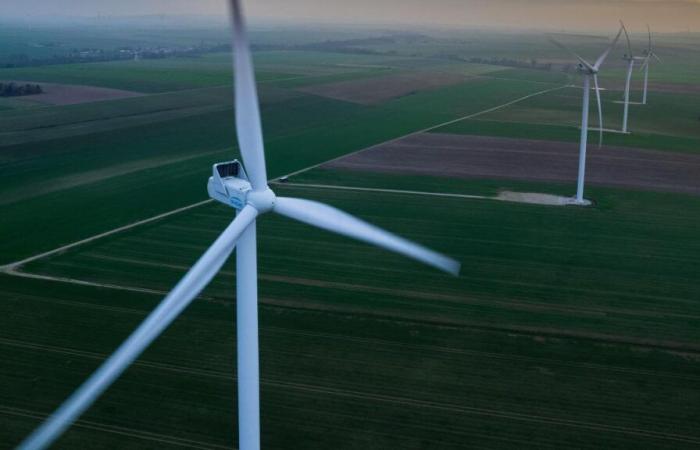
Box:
0;406;231;449
3;270;169;295
0;200;213;272
273;182;491;200
274;83;569;181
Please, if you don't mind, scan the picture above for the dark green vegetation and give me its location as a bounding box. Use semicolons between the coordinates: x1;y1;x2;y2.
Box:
6;180;700;448
1;22;699;449
0;55;292;93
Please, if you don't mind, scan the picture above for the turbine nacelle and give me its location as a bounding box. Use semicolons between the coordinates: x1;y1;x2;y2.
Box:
577;63;597;75
208;161;276;213
208;160;252;210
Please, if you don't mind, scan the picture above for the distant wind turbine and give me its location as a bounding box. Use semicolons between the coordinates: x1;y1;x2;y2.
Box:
549;26;622;205
640;25;661;105
620;21;637;134
17;1;460;450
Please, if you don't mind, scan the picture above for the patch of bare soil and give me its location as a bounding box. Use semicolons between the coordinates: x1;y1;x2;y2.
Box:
497;191;573;206
296;72;468;105
0;80;143;105
326;133;700;195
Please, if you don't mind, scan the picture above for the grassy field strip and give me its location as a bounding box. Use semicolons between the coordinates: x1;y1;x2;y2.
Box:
266;381;700;445
0;105;231;148
2;265;698;447
0;200;212;271
20;251;700;352
476;74;571;86
3;270;168;296
1;149;230;206
261;326;700;382
276;83;569;180
0;406;229;450
2;338;698;446
272;182;492;200
5;288;700;387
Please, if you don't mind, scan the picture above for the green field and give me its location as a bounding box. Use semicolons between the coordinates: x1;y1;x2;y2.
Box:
3;178;700;448
0;55;295;93
0;73;547;264
1;22;699;450
435;85;700;154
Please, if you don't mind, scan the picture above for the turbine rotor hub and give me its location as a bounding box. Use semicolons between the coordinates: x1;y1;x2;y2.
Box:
246;188;276;214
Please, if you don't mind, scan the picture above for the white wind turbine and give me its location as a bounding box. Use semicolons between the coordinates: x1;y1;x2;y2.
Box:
619;21;639;134
549;27;622;205
17;1;460;450
640;25;661;105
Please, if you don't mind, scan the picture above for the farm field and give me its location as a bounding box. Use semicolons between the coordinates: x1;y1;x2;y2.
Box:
1;22;700;450
0;55;296;93
435;89;700;154
0;67;547;264
3;179;700;448
318;133;700;195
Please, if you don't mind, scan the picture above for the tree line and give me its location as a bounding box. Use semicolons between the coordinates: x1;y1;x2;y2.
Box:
0;82;43;97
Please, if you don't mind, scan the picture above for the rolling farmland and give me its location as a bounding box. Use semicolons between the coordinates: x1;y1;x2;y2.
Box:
1;23;700;449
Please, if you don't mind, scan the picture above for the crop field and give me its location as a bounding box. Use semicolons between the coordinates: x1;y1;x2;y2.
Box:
318;133;700;195
1;23;699;450
0;70;547;263
3;179;700;449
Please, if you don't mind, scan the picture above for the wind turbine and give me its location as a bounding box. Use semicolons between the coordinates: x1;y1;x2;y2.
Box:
620;21;637;134
640;25;661;105
17;1;460;450
549;26;622;205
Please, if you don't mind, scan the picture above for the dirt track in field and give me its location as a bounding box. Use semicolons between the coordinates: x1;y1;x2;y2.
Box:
296;72;468;105
0;80;142;105
325;133;700;195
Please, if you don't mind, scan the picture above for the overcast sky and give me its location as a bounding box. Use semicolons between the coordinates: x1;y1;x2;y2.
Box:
3;0;700;32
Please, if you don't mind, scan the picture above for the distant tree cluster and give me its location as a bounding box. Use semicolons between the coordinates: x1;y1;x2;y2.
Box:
0;82;43;97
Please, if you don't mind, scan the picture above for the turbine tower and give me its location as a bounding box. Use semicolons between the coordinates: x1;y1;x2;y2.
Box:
549;27;622;205
17;1;460;449
640;25;661;105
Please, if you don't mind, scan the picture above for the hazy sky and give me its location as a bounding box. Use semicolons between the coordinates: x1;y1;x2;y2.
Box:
4;0;700;32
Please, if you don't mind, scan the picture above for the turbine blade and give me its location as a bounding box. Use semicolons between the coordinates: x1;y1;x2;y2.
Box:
547;35;595;72
17;206;259;450
652;52;661;62
621;20;633;58
593;74;604;147
273;197;460;276
594;26;623;70
229;0;268;191
647;24;652;53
